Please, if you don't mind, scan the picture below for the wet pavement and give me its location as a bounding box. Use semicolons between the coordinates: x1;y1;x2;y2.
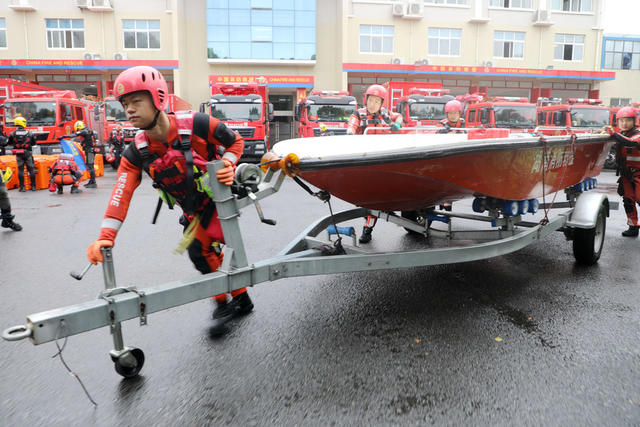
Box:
1;167;640;426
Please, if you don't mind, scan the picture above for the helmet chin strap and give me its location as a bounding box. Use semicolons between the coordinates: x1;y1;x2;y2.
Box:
140;110;161;131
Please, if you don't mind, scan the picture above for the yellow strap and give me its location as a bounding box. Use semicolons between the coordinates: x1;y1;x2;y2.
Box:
174;215;200;254
2;167;13;184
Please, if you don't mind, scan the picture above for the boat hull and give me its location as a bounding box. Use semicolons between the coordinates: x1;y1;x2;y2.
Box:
271;133;613;211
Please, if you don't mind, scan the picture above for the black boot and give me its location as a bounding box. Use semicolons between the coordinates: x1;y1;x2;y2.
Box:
30;176;37;191
57;186;63;194
622;225;639;237
359;226;373;244
210;301;235;337
84;180;97;188
70;186;81;194
1;212;22;231
229;292;254;316
19;186;25;192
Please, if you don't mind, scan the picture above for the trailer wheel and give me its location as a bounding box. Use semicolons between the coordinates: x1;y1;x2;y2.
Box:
572;203;606;265
112;347;145;378
401;210;429;235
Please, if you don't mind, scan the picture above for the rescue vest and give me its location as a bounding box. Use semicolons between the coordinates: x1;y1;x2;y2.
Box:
131;112;218;219
11;128;32;153
76;129;97;151
110;130;125;145
437;118;466;133
354;107;395;134
617;127;640;170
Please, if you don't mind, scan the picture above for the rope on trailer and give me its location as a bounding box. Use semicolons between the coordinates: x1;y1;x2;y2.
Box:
291;176;345;255
52;320;98;407
539;132;575;226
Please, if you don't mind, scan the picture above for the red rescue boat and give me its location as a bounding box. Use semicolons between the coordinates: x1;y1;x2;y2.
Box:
267;130;613;211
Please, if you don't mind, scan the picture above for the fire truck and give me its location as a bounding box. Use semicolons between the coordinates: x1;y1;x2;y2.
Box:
381;81;443;112
0;79;62;125
462;94;537;133
394;88;454;128
201;81;273;162
295;91;357;137
536;98;610;136
3;89;98;154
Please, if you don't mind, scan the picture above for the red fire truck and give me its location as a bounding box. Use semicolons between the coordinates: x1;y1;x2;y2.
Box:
3;89;97;154
295;90;357;137
462;94;537;133
381;81;443;113
394;87;454;128
536;98;610;136
0;79;61;125
202;81;273;162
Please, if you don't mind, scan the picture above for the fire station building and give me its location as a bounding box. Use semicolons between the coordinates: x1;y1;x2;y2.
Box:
0;0;637;141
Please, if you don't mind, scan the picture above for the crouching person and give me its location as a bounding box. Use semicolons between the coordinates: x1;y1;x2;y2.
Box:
49;153;83;194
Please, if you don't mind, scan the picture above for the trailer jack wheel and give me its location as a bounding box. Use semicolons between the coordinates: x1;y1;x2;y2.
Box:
111;347;145;378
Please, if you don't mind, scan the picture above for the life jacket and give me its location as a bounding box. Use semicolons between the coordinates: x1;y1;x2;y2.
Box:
110;130;125;145
77;129;97;152
353;107;395;135
437;117;465;133
11;128;32;153
618;127;640;170
131;112;218;221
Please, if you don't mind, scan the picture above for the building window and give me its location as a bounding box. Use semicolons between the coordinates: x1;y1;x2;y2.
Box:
551;0;591;12
46;19;84;49
424;0;468;5
360;25;394;54
611;98;631;107
490;0;531;7
554;34;584;61
428;28;461;56
207;0;316;61
0;18;6;48
123;20;161;49
603;39;640;70
493;31;525;58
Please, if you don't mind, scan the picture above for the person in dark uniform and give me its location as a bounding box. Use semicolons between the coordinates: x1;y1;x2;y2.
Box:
72;121;98;188
108;123;125;169
8;116;37;192
0;158;22;231
0;123;8;155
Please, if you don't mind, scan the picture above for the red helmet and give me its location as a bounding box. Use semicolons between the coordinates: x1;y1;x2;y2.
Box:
445;100;463;113
364;84;387;103
113;66;168;111
617;106;638;122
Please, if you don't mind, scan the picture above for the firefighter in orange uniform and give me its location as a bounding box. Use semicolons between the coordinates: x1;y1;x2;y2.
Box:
437;100;465;133
347;84;403;243
49;153;83;194
607;106;640;237
86;66;252;336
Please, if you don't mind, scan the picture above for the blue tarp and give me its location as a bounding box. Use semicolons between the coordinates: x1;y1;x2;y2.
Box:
59;139;87;171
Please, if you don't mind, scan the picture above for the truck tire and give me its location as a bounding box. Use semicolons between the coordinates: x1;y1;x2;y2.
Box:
572;202;606;265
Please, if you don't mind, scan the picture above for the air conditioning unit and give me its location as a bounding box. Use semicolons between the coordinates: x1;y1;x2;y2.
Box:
482;60;494;67
392;2;406;17
414;58;431;66
113;52;128;60
74;0;89;7
533;9;553;26
83;52;96;60
92;53;102;60
391;57;405;65
91;0;111;7
404;0;424;19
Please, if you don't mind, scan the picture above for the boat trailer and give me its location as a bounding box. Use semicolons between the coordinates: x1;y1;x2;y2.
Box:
2;160;615;378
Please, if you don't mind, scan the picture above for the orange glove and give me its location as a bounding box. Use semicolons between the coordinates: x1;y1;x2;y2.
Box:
86;240;114;265
216;159;234;186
